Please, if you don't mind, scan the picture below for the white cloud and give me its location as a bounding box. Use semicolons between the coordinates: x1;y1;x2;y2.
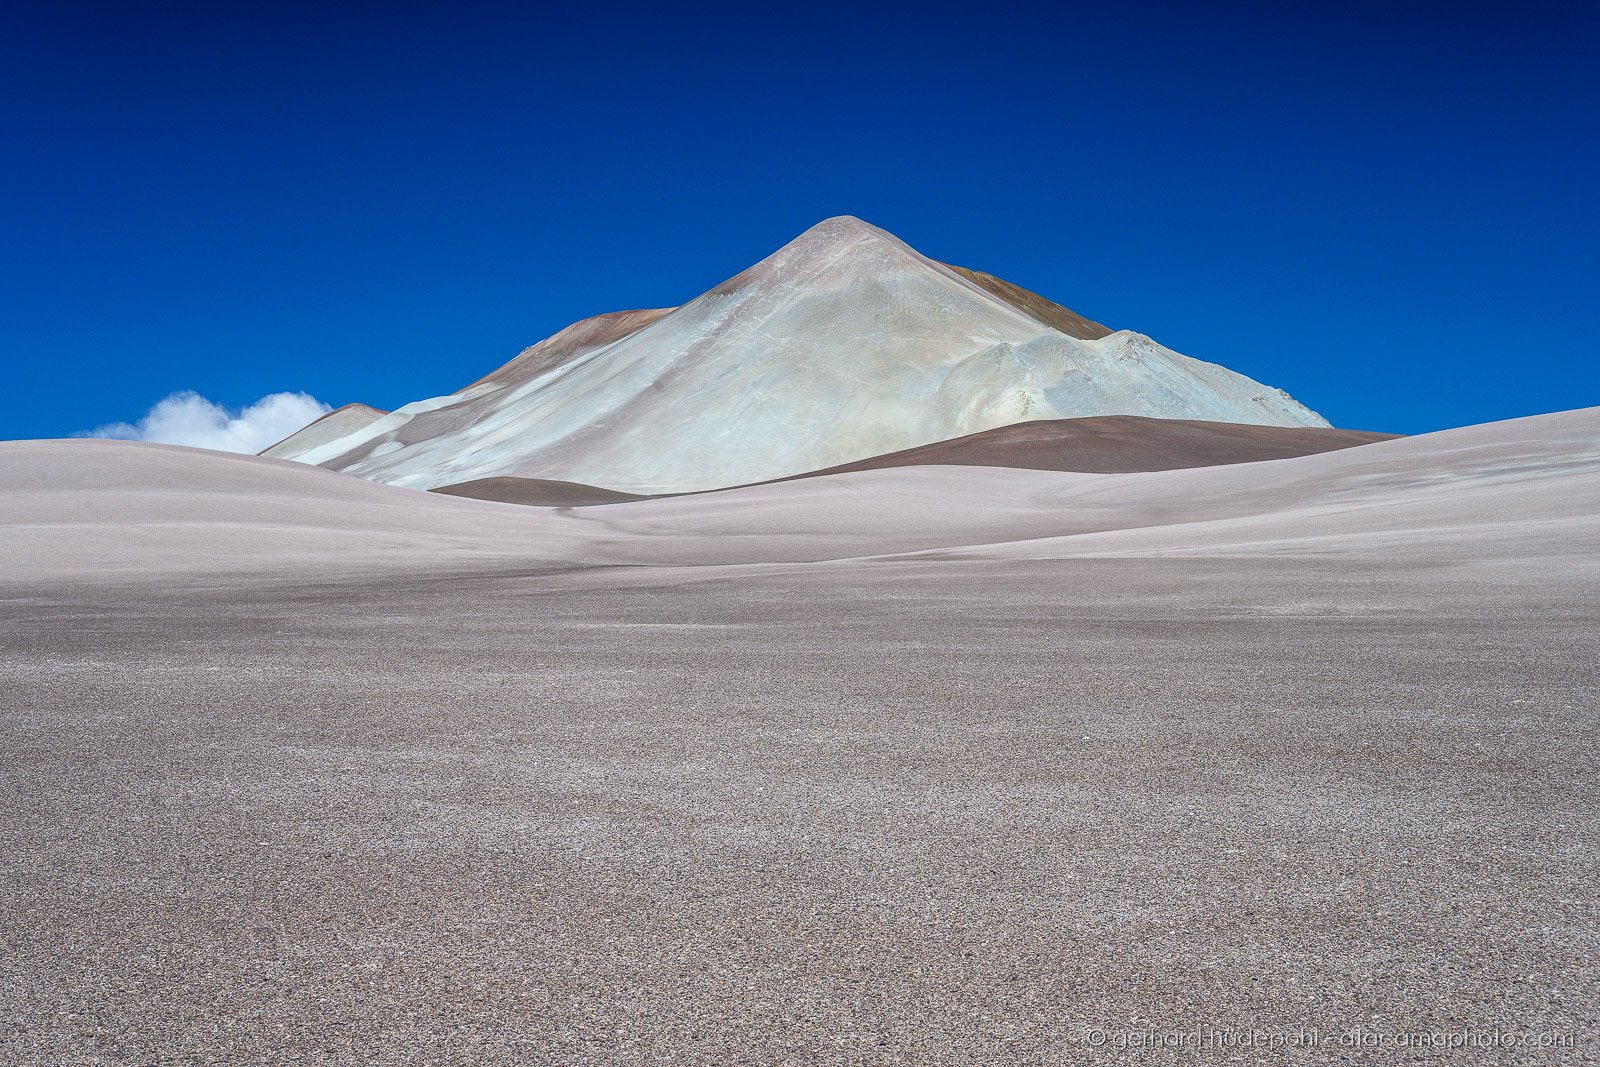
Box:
82;391;331;454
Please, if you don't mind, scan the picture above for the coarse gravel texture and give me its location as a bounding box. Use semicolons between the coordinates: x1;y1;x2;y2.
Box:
2;558;1597;1065
2;408;1598;1064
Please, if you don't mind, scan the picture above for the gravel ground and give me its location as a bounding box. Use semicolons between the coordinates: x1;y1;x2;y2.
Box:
2;557;1596;1064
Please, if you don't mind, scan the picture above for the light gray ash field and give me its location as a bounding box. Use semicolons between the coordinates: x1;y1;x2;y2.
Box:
3;220;1597;1064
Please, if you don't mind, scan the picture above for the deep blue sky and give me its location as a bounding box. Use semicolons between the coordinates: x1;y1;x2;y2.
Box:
4;1;1597;439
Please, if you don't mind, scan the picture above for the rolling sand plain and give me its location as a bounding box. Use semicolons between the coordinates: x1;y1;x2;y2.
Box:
2;408;1597;1063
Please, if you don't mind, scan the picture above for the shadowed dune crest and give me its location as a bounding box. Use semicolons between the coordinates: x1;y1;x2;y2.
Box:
425;416;1396;506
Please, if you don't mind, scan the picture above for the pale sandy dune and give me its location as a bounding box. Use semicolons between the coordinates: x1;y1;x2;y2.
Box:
2;407;1595;586
577;405;1598;570
0;440;576;584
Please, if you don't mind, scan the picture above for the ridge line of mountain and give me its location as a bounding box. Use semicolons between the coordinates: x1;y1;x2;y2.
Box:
261;216;1331;493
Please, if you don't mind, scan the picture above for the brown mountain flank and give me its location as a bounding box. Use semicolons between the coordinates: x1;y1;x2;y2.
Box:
460;308;675;392
940;263;1112;339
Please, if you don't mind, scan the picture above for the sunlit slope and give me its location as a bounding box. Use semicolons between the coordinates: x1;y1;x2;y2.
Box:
291;217;1329;493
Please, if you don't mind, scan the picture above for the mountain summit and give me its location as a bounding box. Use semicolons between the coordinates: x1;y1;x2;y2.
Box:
271;217;1329;493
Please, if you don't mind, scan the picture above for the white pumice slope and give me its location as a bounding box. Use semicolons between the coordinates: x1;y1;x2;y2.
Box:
291;217;1329;493
259;403;387;460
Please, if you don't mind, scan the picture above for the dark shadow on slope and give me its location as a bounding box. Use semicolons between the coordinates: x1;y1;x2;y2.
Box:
429;477;646;507
795;416;1396;478
427;416;1399;507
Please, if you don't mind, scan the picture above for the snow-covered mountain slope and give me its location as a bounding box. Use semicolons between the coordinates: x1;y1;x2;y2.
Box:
260;403;387;461
291;217;1330;493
